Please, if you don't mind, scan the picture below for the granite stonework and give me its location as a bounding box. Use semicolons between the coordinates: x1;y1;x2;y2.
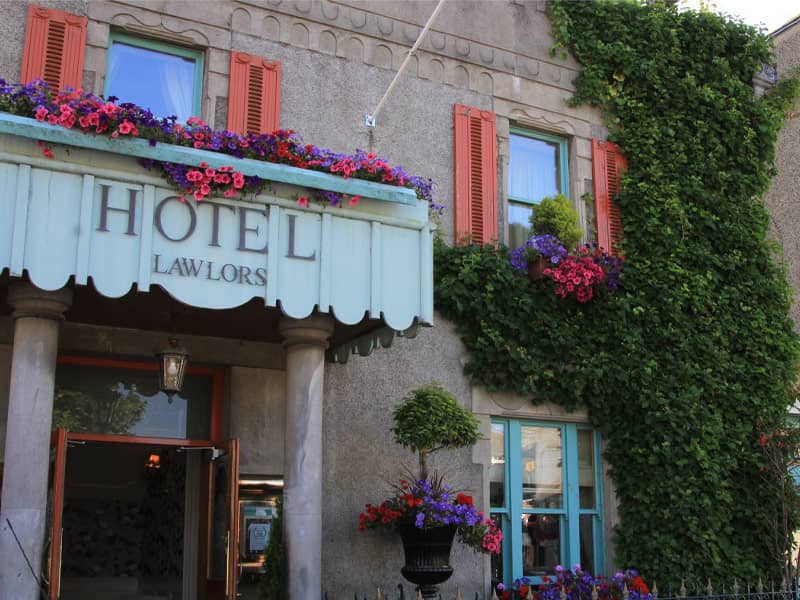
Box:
765;20;800;326
0;283;72;600
0;0;617;597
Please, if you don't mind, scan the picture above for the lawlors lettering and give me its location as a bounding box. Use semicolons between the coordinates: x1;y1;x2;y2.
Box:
153;255;267;287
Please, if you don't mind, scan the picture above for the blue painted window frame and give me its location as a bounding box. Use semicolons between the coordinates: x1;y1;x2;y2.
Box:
490;419;605;585
507;128;569;249
104;32;204;121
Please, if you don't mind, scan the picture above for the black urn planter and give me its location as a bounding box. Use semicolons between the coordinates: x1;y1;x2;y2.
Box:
399;525;457;599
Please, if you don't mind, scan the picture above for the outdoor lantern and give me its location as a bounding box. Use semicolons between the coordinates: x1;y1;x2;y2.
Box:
145;453;161;469
157;338;189;400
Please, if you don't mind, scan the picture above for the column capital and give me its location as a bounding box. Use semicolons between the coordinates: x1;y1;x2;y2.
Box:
279;313;334;350
7;281;72;321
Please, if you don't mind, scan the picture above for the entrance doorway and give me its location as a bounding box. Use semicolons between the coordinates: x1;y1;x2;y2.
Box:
45;357;238;600
60;442;187;600
47;434;239;600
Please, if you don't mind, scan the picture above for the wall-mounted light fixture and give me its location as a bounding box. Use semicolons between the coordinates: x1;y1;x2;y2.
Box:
157;338;189;401
145;453;161;469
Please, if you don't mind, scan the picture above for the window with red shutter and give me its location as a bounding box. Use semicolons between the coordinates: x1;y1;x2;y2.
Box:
592;139;626;255
454;104;498;245
21;4;87;92
227;52;281;135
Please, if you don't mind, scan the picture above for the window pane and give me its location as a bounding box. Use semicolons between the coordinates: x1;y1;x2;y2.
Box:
107;42;197;122
521;426;563;509
578;429;596;509
522;514;561;576
490;514;505;586
54;364;212;439
491;423;506;508
579;514;596;574
508;202;534;250
509;134;560;204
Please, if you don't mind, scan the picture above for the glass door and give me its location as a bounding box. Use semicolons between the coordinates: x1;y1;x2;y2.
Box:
206;439;240;600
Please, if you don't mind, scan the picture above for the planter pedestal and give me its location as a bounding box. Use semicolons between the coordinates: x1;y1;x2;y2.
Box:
399;525;456;599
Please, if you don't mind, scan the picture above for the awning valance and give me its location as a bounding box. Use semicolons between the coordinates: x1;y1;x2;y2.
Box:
0;116;433;331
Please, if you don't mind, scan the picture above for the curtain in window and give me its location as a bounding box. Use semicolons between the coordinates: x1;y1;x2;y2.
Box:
509;135;560;203
160;57;194;121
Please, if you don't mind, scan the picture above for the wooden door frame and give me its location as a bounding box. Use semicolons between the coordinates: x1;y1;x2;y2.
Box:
50;355;228;599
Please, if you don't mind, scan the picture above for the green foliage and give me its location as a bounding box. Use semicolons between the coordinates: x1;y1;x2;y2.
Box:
392;383;481;454
257;499;286;600
435;0;800;589
530;194;583;250
52;385;146;435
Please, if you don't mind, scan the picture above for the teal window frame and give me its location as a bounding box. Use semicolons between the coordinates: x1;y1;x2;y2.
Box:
507;128;569;249
490;419;605;584
104;32;204;121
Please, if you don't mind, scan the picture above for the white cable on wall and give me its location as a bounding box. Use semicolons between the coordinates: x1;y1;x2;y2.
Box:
364;0;449;128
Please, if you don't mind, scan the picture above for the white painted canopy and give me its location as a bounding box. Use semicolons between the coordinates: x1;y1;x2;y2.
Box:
0;116;433;331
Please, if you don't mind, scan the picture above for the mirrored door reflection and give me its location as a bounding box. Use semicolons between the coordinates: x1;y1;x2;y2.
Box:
54;363;212;439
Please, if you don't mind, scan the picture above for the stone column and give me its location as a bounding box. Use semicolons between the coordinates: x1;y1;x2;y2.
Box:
0;282;72;600
279;314;334;600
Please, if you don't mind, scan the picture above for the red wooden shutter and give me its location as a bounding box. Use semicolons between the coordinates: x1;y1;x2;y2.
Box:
21;5;87;91
454;104;497;245
592;139;627;254
227;51;281;135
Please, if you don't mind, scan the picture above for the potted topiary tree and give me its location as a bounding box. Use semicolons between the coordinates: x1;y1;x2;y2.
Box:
358;383;500;599
391;383;481;481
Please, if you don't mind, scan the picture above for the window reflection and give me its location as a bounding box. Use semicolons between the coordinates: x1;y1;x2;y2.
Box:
522;514;561;576
490;423;506;508
521;426;563;509
54;364;212;439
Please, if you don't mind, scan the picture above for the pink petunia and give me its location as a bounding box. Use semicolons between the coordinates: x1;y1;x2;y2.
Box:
297;196;309;208
349;195;361;207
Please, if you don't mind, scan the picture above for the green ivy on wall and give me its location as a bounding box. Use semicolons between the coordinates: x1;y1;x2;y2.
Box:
434;0;800;589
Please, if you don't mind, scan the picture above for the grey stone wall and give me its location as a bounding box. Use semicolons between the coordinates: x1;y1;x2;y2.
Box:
229;366;286;476
323;316;482;595
766;23;800;326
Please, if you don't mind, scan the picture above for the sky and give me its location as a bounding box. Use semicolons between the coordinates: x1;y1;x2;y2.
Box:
679;0;799;33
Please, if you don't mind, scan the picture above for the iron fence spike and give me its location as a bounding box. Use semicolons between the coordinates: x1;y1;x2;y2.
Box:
652;582;658;599
623;583;630;600
593;585;600;600
456;589;462;600
707;578;713;596
417;590;423;600
757;577;764;594
377;587;383;600
680;579;687;598
492;588;500;600
734;579;739;596
562;587;568;600
782;576;788;592
527;588;534;600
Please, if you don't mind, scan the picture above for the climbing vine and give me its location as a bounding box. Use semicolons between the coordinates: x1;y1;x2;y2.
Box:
434;0;800;589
